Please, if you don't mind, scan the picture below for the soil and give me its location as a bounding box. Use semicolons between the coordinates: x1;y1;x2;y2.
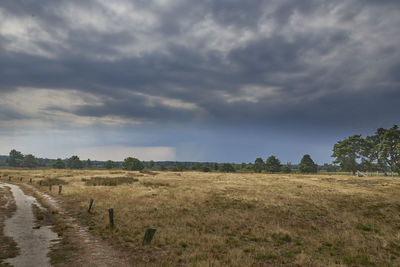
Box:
0;183;132;267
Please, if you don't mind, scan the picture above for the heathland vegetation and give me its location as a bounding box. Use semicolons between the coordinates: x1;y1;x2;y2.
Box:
1;169;400;266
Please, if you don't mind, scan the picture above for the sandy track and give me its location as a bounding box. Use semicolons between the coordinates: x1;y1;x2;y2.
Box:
0;183;59;267
23;184;132;267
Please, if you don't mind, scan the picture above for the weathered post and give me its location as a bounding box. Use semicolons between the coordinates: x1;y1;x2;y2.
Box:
29;178;32;183
39;180;42;186
108;208;114;228
142;228;156;245
58;185;62;195
8;177;11;182
49;184;52;191
88;199;94;213
20;177;22;181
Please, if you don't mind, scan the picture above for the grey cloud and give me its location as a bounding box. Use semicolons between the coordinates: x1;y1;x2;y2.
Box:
0;0;399;130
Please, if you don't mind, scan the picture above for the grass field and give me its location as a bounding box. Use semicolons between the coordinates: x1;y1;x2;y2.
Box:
1;169;400;266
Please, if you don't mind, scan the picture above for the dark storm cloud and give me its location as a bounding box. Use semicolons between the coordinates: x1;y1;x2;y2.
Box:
0;0;399;130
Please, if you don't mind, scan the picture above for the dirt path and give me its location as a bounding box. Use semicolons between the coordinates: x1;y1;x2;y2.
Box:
0;183;59;267
23;184;132;267
1;183;132;266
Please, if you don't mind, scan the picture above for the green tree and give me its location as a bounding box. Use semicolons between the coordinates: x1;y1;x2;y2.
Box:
254;157;264;173
281;163;292;173
220;163;235;172
379;125;400;175
85;159;92;168
265;156;281;173
172;163;183;171
213;163;219;171
299;154;318;173
67;156;83;169
201;165;211;172
52;158;66;169
7;149;24;167
148;160;154;169
122;157;144;171
240;162;247;170
22;154;38;168
104;160;114;169
332;135;363;174
359;128;387;172
194;162;202;171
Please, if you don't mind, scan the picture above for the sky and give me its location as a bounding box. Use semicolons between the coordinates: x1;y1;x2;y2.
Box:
0;0;399;164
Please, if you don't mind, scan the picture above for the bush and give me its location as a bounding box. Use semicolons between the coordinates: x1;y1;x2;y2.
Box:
104;160;114;169
52;158;66;169
281;164;292;173
220;163;236;172
265;156;282;173
122;157;144;171
299;154;318;173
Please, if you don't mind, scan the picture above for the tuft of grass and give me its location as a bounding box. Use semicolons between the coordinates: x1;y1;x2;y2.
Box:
142;181;170;188
40;178;68;186
356;223;380;233
255;252;278;260
83;177;138;186
343;254;376;266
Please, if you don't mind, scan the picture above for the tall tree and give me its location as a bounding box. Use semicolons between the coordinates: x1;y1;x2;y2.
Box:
265;156;281;173
332;135;363;174
7;149;24;167
22;154;38;168
67;156;83;169
254;157;265;173
379;125;400;175
299;154;318;173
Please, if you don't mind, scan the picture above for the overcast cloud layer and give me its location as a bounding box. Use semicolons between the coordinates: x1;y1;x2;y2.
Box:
0;0;399;163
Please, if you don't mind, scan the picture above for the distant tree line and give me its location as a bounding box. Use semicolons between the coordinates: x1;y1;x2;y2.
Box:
252;154;318;174
332;125;400;175
1;149;331;174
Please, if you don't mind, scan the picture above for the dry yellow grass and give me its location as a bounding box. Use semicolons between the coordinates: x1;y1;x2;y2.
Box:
2;169;400;266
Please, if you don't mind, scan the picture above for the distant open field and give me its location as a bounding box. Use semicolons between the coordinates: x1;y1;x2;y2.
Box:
1;169;400;266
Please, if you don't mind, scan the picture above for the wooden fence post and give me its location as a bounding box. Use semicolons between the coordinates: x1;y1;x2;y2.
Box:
29;178;32;183
20;177;22;181
58;185;62;195
39;181;42;186
49;184;52;191
108;208;114;228
142;228;156;245
88;199;94;213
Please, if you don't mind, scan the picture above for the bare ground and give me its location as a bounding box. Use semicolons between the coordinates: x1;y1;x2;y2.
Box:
0;186;18;267
20;184;134;267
